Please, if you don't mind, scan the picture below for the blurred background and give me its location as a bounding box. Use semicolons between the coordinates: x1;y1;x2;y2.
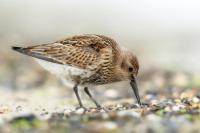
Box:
1;0;200;132
0;0;200;91
0;0;200;96
1;0;200;71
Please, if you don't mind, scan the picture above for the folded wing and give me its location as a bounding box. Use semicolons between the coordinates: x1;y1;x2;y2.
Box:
12;35;119;70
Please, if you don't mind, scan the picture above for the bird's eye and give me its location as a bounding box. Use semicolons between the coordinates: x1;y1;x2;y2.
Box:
128;67;133;72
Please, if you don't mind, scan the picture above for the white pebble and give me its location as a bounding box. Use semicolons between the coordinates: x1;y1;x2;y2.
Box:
102;113;109;119
104;122;118;130
172;106;180;111
147;114;161;121
118;110;141;118
192;97;200;103
75;108;85;115
64;109;72;116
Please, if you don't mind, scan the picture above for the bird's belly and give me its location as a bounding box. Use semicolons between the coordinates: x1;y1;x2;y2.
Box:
35;59;94;85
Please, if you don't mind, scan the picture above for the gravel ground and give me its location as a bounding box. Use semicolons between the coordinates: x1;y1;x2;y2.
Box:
0;55;200;133
0;89;200;133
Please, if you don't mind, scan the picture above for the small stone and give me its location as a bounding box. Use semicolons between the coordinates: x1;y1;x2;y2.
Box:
175;99;181;103
75;108;85;115
16;106;22;112
41;111;49;116
100;109;106;113
164;106;171;112
0;106;10;114
146;114;161;121
101;113;109;119
192;97;200;103
118;110;141;118
87;121;118;133
104;121;118;130
180;92;189;99
172;105;180;111
192;103;199;108
39;112;51;120
144;94;155;100
90;108;97;113
116;104;123;109
151;100;159;106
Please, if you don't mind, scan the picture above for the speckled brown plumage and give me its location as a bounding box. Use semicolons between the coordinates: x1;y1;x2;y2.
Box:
12;34;141;108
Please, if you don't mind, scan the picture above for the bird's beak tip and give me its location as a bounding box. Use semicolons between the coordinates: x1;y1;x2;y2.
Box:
130;79;141;105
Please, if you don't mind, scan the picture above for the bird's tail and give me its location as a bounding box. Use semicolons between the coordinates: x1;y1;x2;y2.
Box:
12;46;28;54
11;46;61;64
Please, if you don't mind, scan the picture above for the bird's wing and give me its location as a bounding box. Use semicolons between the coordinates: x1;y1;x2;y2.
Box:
13;34;120;70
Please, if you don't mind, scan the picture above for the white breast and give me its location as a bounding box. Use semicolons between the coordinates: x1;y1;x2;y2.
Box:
35;59;94;86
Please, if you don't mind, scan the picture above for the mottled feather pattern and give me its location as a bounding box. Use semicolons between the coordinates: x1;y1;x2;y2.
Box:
27;43;99;70
26;35;114;67
12;34;142;107
12;34;139;85
15;35;121;84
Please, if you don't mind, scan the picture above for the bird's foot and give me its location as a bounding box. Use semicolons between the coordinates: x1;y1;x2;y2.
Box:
95;104;102;110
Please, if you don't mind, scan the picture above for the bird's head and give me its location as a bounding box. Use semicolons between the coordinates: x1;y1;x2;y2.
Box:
116;49;141;105
118;49;139;81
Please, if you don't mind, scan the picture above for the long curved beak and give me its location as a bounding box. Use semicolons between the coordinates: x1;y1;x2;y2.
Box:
130;78;141;106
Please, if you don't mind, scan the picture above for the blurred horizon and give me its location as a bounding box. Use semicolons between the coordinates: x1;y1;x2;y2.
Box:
1;0;200;73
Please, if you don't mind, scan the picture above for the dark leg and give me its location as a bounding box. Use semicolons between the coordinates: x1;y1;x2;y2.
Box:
73;84;84;108
84;87;101;108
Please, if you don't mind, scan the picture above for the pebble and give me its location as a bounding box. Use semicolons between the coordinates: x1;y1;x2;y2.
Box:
86;121;118;133
146;114;161;121
173;104;186;111
164;107;171;112
191;103;199;109
89;108;97;113
144;94;156;100
64;109;72;117
104;121;118;130
116;104;123;108
39;111;51;120
75;108;85;115
118;110;141;118
16;106;22;112
175;99;181;103
172;106;180;111
101;113;109;120
151;100;159;106
192;97;200;103
180;92;189;99
0;106;11;114
100;109;106;113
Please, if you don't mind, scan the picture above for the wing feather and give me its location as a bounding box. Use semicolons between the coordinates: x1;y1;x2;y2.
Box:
13;34;121;70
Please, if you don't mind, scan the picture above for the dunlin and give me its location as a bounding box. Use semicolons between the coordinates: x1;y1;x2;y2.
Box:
12;34;141;108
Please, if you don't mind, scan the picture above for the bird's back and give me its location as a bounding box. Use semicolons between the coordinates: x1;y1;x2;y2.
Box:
12;34;121;85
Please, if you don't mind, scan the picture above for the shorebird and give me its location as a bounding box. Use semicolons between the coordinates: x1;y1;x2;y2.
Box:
12;34;141;108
